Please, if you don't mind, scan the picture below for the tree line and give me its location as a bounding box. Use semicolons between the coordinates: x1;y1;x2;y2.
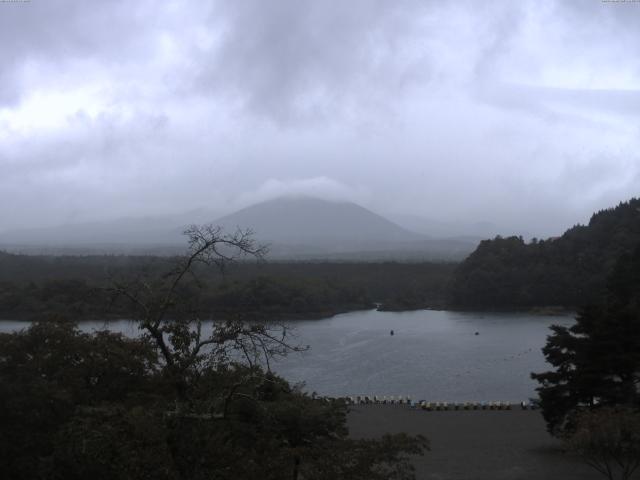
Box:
0;254;455;320
451;198;640;309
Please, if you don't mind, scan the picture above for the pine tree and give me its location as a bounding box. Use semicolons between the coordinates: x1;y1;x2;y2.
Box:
532;245;640;434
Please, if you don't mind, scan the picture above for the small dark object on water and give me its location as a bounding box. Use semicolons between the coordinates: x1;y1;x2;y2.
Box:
390;330;394;336
475;332;479;336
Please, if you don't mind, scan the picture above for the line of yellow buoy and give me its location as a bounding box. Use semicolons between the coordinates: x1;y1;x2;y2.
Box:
324;395;538;410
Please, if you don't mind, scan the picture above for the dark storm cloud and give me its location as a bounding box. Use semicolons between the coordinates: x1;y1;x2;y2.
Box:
0;0;639;235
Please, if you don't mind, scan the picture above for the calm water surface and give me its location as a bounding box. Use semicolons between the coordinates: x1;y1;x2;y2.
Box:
275;309;574;402
0;309;573;402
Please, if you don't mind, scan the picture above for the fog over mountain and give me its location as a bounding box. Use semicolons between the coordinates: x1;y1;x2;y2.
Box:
388;215;506;241
0;209;219;254
215;196;420;245
0;196;478;259
213;196;477;259
1;1;639;236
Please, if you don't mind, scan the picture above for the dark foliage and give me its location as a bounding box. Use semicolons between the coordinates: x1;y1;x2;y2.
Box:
451;198;640;309
566;407;640;480
0;321;427;480
531;244;640;434
0;320;160;480
0;256;455;320
0;225;428;479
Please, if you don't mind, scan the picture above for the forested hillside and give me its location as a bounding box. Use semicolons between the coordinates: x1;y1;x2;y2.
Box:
0;253;455;320
450;198;640;309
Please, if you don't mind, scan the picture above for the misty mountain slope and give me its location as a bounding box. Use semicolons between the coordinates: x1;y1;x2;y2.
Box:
0;209;221;252
0;196;478;259
213;196;477;259
389;214;502;239
213;196;423;248
0;217;178;245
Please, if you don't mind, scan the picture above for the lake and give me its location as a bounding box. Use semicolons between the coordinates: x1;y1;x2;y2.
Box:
0;309;574;402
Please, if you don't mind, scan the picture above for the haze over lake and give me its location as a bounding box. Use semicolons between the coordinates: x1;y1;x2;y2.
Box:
0;310;573;402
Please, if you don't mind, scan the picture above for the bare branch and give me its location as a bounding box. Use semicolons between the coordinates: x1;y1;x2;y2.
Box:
104;223;307;407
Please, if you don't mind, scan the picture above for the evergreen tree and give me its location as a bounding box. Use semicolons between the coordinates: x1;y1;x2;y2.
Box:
452;197;640;308
532;245;640;434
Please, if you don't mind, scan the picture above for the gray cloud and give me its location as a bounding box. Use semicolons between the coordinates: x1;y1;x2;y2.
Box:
0;0;639;237
0;0;164;105
202;0;435;123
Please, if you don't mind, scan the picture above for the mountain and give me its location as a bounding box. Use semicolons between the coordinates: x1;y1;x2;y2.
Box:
213;196;477;260
450;197;640;309
0;196;479;260
214;196;419;246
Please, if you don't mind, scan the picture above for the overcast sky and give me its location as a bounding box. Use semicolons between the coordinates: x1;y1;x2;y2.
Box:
1;0;639;237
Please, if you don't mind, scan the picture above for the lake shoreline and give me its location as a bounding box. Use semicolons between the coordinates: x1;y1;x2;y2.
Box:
0;303;576;324
1;310;575;402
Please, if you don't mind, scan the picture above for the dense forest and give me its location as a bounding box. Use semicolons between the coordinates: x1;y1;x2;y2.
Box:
3;197;640;318
0;253;455;320
0;226;428;479
450;198;640;309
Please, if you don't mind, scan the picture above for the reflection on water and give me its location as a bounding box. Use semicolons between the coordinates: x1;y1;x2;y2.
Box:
0;309;574;402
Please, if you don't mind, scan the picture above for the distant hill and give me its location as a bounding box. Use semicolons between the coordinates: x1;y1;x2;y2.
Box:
450;198;640;309
214;196;421;246
213;196;476;260
0;209;221;254
0;196;478;260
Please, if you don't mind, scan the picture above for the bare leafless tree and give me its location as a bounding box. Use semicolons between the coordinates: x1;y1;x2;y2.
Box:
109;224;305;400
